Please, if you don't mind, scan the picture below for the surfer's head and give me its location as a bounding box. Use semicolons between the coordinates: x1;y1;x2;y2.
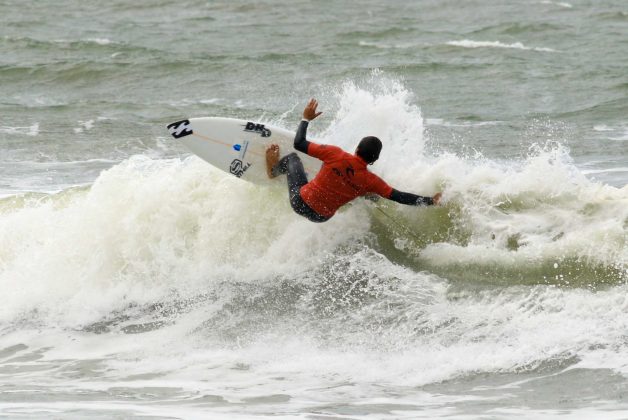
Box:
356;136;382;164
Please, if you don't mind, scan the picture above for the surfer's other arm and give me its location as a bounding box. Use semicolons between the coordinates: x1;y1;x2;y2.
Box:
366;173;442;206
294;98;322;154
388;189;442;206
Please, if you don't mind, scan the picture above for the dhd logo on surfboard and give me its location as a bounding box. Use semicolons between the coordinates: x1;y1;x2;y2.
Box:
243;122;271;137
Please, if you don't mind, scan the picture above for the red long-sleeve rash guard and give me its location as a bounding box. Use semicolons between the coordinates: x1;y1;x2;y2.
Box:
299;143;393;217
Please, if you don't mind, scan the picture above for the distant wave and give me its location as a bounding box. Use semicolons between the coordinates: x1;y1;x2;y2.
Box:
593;125;628;141
539;0;573;8
426;118;503;127
0;123;39;136
446;40;557;52
594;11;628;21
7;158;119;166
582;167;628;175
52;37;115;45
84;38;113;45
358;40;419;49
610;130;628;141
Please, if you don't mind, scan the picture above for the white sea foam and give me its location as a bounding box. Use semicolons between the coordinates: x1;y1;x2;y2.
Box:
447;39;557;53
317;73;426;187
73;120;94;133
417;147;627;273
0;156;372;324
73;116;109;133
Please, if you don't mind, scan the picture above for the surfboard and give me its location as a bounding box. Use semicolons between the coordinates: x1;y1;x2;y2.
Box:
166;117;321;185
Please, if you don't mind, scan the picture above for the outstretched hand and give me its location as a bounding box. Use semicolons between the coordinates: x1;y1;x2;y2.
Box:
303;98;323;121
432;192;442;205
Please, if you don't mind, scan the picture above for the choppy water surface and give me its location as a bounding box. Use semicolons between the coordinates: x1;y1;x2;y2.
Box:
1;0;627;418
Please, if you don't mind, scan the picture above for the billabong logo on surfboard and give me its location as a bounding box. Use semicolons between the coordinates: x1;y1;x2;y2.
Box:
167;120;193;139
243;122;271;137
229;159;251;178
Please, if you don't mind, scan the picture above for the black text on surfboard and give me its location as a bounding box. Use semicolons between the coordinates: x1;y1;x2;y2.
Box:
243;122;271;137
229;159;251;178
233;140;250;160
167;120;193;139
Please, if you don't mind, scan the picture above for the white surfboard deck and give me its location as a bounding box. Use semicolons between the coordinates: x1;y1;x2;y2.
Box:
167;117;321;185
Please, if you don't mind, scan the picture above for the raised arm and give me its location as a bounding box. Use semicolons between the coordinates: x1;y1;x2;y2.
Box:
294;99;323;154
294;120;310;153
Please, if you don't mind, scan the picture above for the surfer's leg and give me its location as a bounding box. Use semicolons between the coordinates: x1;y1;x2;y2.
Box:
284;153;308;192
269;149;298;177
267;145;302;179
271;151;308;192
283;153;330;223
271;150;329;223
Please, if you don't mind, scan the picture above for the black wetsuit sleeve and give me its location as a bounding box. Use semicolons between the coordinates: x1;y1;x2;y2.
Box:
294;120;312;154
389;189;434;206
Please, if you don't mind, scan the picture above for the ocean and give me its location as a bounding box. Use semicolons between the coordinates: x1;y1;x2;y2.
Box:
1;0;627;418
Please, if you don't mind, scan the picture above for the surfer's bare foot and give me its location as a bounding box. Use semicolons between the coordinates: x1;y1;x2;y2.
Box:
266;144;280;178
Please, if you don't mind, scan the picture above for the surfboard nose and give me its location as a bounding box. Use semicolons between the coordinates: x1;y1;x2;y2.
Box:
167;119;193;139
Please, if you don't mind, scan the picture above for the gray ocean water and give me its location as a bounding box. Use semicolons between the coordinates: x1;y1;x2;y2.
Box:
1;0;627;419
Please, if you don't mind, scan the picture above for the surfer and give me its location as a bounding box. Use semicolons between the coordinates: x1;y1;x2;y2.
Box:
266;99;442;223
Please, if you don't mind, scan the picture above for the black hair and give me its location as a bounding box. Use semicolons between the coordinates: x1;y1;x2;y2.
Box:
356;136;382;164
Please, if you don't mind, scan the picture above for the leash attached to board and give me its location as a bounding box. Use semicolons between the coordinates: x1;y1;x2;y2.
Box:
374;206;424;242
